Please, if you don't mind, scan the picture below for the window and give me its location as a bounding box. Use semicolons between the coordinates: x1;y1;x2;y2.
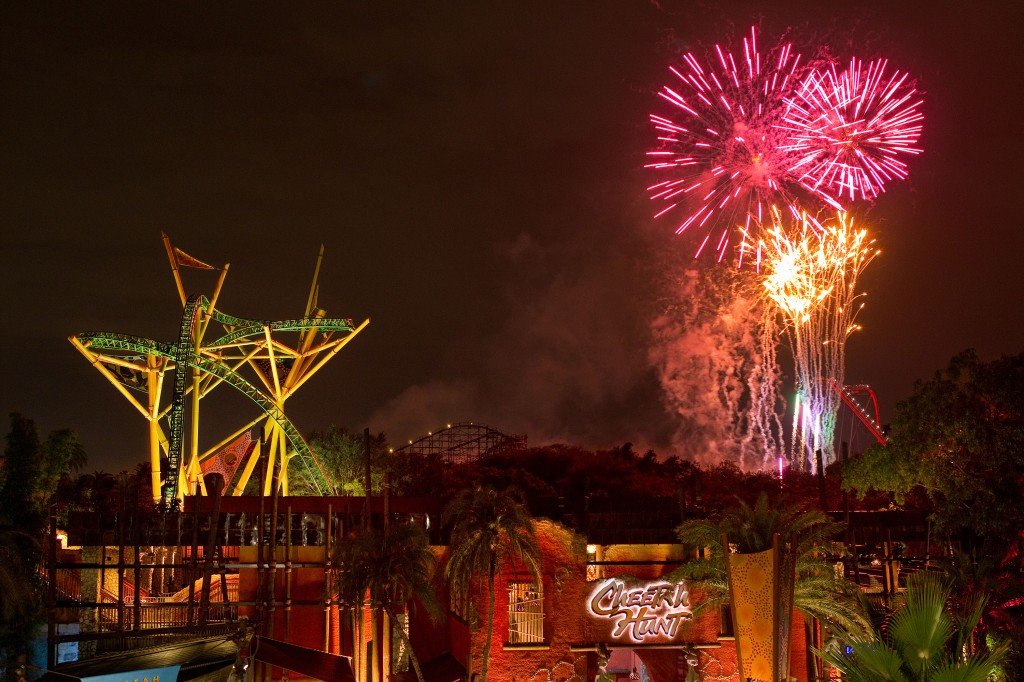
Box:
507;581;544;643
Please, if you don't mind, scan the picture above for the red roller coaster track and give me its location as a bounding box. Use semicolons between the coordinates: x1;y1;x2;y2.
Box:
830;381;887;446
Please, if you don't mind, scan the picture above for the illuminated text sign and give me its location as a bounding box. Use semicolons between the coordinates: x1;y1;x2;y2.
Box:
587;578;693;641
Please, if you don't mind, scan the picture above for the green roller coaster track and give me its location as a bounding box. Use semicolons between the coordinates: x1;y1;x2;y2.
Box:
208;317;356;347
165;295;203;505
75;294;353;506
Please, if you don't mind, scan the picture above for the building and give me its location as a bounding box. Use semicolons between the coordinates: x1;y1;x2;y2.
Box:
49;489;899;682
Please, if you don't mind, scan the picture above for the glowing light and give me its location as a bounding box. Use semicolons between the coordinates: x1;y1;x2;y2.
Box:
587;578;693;642
647;27;842;261
782;58;923;201
750;207;879;468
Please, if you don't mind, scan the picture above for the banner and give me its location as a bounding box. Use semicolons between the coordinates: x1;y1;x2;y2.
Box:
726;548;776;682
173;246;216;270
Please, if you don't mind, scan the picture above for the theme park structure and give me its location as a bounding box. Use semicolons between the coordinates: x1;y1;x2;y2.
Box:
393;422;527;465
70;234;368;507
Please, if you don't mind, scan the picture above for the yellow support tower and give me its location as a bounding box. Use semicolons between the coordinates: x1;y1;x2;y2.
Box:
70;234;368;505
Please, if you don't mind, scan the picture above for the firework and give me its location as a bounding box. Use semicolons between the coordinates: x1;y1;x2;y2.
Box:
646;27;842;262
782;58;923;201
651;265;786;469
750;207;879;468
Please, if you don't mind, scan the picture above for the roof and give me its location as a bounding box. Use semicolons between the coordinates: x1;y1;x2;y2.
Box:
38;635;238;682
251;637;355;682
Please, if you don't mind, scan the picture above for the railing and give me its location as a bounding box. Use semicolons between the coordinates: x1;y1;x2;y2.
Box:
54;568;82;602
95;603;238;631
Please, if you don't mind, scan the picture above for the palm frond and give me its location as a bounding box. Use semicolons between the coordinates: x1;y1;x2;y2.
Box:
815;639;910;682
929;656;1008;682
890;573;954;677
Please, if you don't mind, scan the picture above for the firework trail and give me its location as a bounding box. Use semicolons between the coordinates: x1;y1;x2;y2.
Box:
782;58;923;201
646;27;843;262
645;28;919;472
749;207;879;469
650;266;785;469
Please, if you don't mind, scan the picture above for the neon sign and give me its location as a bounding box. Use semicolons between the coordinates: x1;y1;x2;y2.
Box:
587;578;693;641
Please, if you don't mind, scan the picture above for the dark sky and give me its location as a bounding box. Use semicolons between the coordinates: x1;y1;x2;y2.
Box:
2;1;1022;472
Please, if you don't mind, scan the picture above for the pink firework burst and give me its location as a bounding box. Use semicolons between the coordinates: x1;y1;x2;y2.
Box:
782;57;923;201
646;27;842;262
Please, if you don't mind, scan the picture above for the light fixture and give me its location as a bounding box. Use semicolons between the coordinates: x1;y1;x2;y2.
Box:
629;651;641;680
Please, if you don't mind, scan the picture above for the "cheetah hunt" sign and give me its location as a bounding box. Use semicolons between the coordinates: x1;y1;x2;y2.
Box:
586;578;694;642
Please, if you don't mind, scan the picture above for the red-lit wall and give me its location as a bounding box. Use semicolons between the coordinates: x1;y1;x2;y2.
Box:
447;521;810;682
233;522;812;681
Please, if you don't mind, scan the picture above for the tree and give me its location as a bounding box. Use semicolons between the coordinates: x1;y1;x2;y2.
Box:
333;521;441;682
0;414;88;680
0;523;38;632
0;415;47;639
673;492;871;639
931;547;1024;680
840;350;1024;673
291;427;390;496
443;485;542;682
842;349;1024;554
70;470;118;513
37;429;88;501
815;571;1006;681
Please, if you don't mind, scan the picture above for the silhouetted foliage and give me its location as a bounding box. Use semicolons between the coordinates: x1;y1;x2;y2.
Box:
443;485;541;682
1;414;87;680
840;349;1024;674
816;571;1007;681
333;521;440;682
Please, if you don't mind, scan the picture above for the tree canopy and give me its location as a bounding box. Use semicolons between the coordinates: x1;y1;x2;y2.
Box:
1;414;87;680
842;349;1024;553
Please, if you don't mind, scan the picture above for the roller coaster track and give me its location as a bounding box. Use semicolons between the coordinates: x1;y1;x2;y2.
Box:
77;317;336;504
164;295;204;505
830;380;887;446
207;317;356;348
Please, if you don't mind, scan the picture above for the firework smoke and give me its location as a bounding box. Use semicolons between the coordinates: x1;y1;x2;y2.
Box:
650;266;784;469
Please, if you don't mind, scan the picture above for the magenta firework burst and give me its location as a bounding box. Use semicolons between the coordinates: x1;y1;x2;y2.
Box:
782;58;923;201
646;27;842;261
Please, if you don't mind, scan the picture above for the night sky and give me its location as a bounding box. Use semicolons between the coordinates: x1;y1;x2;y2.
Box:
2;2;1022;472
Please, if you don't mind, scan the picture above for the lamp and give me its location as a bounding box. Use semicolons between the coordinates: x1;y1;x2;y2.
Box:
629;651;641;680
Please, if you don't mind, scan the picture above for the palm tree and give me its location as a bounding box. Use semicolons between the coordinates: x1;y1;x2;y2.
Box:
443;485;542;682
815;570;1007;681
332;521;441;682
674;492;871;640
935;547;1024;664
